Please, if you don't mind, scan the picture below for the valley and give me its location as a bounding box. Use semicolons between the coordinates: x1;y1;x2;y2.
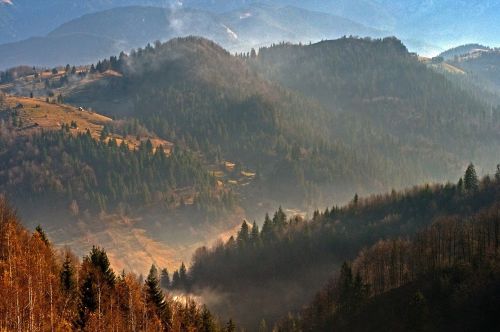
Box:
1;2;500;330
0;91;245;273
2;36;500;277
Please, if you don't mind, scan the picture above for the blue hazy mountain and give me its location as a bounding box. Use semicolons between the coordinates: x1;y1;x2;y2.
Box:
0;4;381;69
0;0;168;44
182;0;500;53
1;0;499;68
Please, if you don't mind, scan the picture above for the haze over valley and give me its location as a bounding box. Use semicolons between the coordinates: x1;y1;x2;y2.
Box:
1;1;500;331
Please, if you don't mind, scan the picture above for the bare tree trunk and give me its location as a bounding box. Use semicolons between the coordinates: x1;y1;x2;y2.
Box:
28;275;33;332
16;289;21;332
129;288;135;331
50;282;54;332
98;285;102;332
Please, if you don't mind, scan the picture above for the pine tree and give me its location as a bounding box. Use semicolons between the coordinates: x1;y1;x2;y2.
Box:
172;270;181;289
250;221;260;246
200;305;217;332
34;225;50;245
88;246;115;286
60;253;76;293
76;272;97;329
145;265;172;331
353;193;359;206
273;206;287;229
457;177;464;193
237;220;250;247
261;213;274;243
160;268;171;289
464;163;479;192
179;262;188;290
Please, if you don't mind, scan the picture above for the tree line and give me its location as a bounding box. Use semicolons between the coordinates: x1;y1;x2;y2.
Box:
0;123;235;217
0;197;235;331
179;164;500;329
278;202;500;331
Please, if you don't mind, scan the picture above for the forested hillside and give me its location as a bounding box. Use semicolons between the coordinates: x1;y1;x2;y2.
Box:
0;98;232;218
3;35;500;275
66;37;393;207
0;197;229;331
252;37;500;173
2;3;500;331
447;49;500;103
278;205;500;331
0;93;241;273
64;36;500;210
179;164;500;329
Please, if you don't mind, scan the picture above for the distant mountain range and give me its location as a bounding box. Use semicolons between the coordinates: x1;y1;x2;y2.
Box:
183;0;500;49
1;0;499;68
440;44;500;105
0;0;168;44
0;4;381;69
439;43;492;60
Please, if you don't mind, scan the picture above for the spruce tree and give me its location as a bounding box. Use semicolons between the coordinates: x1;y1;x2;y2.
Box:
60;253;75;293
464;163;479;192
237;220;250;247
145;265;171;330
160;268;171;289
200;305;217;332
88;246;115;286
34;225;50;245
179;262;188;290
76;272;97;329
273;206;287;229
250;221;260;246
172;270;181;289
261;213;274;243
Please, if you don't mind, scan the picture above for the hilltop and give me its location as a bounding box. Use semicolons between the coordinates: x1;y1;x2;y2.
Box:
0;94;173;151
438;43;491;60
0;4;380;69
7;36;500;209
2;36;500;274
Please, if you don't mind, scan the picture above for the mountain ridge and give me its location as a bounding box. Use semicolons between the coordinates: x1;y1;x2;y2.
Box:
0;4;381;69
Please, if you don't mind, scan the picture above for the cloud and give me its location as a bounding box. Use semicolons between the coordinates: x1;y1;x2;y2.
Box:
168;0;185;33
1;0;13;5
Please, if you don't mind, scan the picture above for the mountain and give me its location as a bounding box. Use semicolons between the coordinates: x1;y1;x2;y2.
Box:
219;3;381;49
0;6;234;69
183;0;394;29
0;0;168;44
439;43;491;60
0;92;241;274
251;37;500;176
448;48;500;91
0;4;381;69
183;164;500;329
63;37;385;208
0;33;120;69
3;36;500;271
6;36;500;209
183;0;500;55
3;0;500;60
277;204;500;331
437;46;500;106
